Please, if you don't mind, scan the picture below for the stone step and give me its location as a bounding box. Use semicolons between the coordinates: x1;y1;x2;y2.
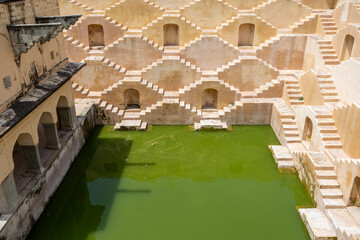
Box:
318;179;340;189
298;208;337;240
269;145;293;161
195;120;228;131
323;141;343;149
277;160;295;171
320;189;343;199
315;170;337;180
308;152;334;170
123;111;141;119
115;120;144;131
323;198;347;209
322;133;340;141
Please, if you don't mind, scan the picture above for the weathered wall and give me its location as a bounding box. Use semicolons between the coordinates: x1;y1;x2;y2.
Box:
255;0;312;28
217;14;277;47
333;103;360;158
301;0;336;9
257;35;307;70
103;36;163;70
298;71;325;105
333;2;360;30
141;58;201;91
336;159;360;206
302;36;327;72
0;103;96;240
180;0;238;29
105;0;164;29
66;15;126;48
332;24;360;60
180;36;240;70
332;58;360;104
142;15;201;47
218;57;279;91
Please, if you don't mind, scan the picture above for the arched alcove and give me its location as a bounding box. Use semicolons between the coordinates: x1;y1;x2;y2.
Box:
302;117;313;142
349;177;360;206
238;23;255;47
56;96;74;131
163;24;179;46
202;89;218;109
124;89;140;109
37;112;60;165
12;133;42;194
340;34;355;61
88;24;105;47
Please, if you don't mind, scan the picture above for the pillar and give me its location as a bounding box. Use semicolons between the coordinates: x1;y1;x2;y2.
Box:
0;172;19;213
43;124;61;149
22;144;44;172
57;106;76;130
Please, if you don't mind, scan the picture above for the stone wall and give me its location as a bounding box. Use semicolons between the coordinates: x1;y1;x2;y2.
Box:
0;102;96;240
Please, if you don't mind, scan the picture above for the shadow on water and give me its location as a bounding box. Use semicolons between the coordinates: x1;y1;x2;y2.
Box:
27;126;151;240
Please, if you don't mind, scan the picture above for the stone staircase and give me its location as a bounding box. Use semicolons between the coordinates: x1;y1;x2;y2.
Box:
314;70;340;103
312;106;343;150
307;152;346;209
318;12;338;36
67;0;94;12
317;39;340;65
269;145;295;171
274;99;302;144
279;72;305;106
194;109;228;131
114;109;148;131
290;13;317;34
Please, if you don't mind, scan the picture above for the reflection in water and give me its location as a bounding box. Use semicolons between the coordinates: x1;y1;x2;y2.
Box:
28;126;313;240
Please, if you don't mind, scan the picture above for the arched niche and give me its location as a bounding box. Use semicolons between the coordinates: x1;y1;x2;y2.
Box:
202;89;218;109
238;23;255;47
88;24;105;47
341;34;355;61
163;24;179;46
124;89;140;109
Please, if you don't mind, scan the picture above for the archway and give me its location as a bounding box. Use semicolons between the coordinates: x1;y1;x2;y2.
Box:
124;89;140;109
163;24;179;46
12;133;43;194
56;96;76;131
238;23;255;47
302;117;313;142
38;112;60;166
88;24;105;47
349;177;360;206
340;34;355;61
202;89;218;109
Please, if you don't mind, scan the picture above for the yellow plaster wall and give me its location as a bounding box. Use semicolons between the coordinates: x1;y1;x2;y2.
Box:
180;36;240;70
141;58;201;91
332;24;360;59
142;16;201;47
151;0;193;10
298;71;325;105
66;14;126;47
301;0;336;9
218;58;279;91
332;58;360;104
72;58;125;91
224;0;265;10
101;81;163;110
105;0;164;29
256;0;312;28
180;0;238;29
103;36;163;70
333;103;360;158
179;82;238;109
257;35;307;70
217;14;277;47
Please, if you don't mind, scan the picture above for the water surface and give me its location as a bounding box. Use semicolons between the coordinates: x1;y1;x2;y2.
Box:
28;125;313;240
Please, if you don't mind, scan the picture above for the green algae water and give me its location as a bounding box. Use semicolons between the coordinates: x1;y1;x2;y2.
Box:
28;126;313;240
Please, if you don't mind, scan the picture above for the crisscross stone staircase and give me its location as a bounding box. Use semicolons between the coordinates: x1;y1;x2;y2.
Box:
194;109;228;131
114;108;148;131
